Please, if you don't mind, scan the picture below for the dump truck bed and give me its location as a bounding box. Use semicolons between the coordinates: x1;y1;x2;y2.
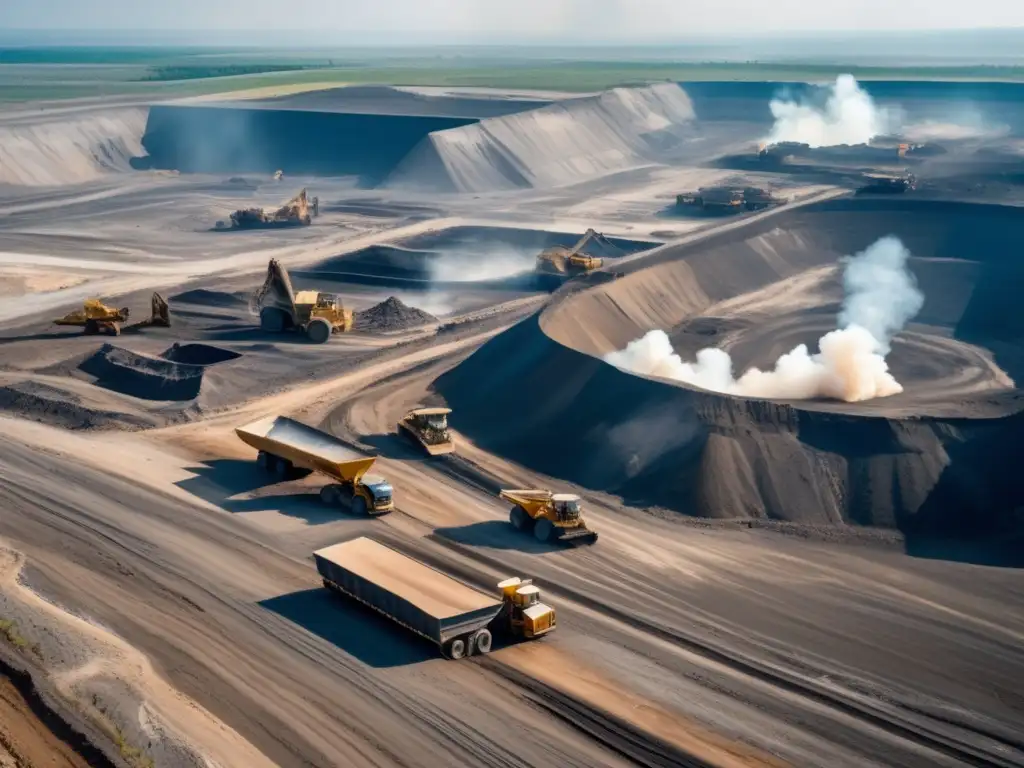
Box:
314;537;502;646
235;416;376;481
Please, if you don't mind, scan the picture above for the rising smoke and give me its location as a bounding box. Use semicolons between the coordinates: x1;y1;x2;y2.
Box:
604;236;925;403
766;75;892;148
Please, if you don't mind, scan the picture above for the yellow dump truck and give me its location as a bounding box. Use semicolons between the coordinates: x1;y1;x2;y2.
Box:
54;293;170;336
398;407;455;456
252;259;353;343
235;416;393;515
499;489;598;545
314;537;556;659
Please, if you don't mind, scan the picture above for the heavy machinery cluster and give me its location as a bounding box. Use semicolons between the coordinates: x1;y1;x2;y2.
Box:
54;292;170;336
676;186;786;212
217;188;319;230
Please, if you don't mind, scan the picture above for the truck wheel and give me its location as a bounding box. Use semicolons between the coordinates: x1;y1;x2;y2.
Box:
447;638;466;660
509;506;531;531
306;318;332;344
352;495;368;516
473;629;492;655
84;319;99;335
260;307;287;333
319;485;340;505
257;452;271;472
534;518;554;543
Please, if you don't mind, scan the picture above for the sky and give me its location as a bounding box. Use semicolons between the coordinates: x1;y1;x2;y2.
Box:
2;0;1024;41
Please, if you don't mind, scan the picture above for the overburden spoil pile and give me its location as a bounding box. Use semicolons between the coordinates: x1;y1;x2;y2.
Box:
355;297;437;332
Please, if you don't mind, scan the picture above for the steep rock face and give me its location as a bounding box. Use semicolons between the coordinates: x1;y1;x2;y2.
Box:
434;198;1024;536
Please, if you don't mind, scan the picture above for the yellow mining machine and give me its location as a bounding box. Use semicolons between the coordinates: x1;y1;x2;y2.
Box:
536;229;609;277
227;188;319;229
499;489;599;545
251;259;353;343
398;407;455;456
54;292;170;336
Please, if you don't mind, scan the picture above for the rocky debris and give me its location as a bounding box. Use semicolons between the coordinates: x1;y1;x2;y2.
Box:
355;297;437;332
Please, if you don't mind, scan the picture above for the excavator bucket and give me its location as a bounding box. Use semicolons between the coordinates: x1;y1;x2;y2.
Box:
150;292;170;327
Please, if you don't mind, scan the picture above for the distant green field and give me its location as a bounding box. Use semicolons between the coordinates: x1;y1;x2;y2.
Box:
2;47;1024;102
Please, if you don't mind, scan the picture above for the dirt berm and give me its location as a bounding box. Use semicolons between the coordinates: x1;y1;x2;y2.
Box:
435;198;1024;540
77;343;238;402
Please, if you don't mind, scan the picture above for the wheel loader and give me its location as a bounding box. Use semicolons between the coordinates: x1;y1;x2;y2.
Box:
398;407;455;456
536;229;611;277
54;292;170;336
251;258;353;344
499;489;599;545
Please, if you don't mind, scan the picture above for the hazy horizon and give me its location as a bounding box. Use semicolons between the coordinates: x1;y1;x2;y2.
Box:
2;0;1024;42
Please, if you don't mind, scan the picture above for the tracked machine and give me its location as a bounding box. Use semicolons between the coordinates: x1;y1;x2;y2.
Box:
251;258;353;343
399;407;455;455
499;489;599;545
224;188;319;230
536;228;613;278
54;292;170;336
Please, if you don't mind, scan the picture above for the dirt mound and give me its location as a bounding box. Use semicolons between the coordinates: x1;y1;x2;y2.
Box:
355;297;437;332
78;344;205;402
0;382;150;430
435;198;1024;541
161;343;241;366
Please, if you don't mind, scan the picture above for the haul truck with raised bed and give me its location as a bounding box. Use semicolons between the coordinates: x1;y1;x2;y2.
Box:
314;537;556;659
500;489;599;545
251;258;353;344
235;416;393;515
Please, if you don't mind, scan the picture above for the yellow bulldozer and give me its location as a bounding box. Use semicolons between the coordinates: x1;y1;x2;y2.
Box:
499;489;599;545
536;229;609;277
251;259;353;344
54;293;170;336
398;407;455;455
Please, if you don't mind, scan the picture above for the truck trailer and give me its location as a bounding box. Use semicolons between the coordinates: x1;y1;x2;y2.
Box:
236;416;393;515
314;537;556;659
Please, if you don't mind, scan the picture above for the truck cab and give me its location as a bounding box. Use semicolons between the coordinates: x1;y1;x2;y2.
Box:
360;474;394;512
498;578;556;639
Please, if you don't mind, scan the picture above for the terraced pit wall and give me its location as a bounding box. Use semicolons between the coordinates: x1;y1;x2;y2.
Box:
134;105;479;182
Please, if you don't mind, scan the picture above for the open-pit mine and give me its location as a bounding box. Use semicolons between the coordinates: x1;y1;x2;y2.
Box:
0;75;1022;768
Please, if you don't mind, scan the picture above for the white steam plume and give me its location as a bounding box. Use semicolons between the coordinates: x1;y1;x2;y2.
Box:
766;75;891;148
604;237;924;403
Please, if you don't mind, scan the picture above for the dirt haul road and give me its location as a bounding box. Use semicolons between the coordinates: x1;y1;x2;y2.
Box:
1;309;1020;767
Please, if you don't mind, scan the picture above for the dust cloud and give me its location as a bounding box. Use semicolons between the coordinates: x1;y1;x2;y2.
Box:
427;245;536;283
604;236;924;403
766;74;891;148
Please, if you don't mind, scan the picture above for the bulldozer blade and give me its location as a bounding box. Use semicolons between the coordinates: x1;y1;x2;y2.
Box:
557;528;599;546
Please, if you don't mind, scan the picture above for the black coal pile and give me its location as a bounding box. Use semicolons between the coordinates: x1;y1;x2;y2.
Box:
355;296;437;331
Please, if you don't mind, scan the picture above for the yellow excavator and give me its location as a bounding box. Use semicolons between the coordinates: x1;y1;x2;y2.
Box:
54;293;169;336
398;407;455;455
251;258;353;343
499;489;599;545
536;229;610;277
